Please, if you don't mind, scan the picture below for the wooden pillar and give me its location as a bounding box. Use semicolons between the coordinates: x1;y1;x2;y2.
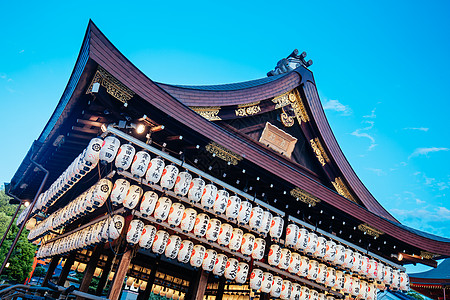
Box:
77;246;103;299
96;253;114;296
57;253;76;286
187;269;209;300
260;292;270;300
215;276;226;300
137;262;158;300
108;248;133;300
42;255;60;287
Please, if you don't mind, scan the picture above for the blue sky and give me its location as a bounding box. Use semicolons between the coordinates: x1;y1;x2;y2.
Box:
0;0;449;271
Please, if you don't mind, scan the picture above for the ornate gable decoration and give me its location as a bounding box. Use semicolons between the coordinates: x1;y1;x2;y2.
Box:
290;187;321;206
87;66;135;104
205;142;242;165
190;106;222;121
332;177;356;203
357;223;384;238
272;90;310;126
310;138;330;166
235;101;261;117
259;122;297;158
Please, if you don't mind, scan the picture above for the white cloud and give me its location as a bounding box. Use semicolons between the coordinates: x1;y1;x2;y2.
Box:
363;108;376;118
351;129;377;151
366;168;385;176
19;49;25;54
390;206;450;237
409;147;449;159
323;99;352;116
404;127;429;132
416;199;426;204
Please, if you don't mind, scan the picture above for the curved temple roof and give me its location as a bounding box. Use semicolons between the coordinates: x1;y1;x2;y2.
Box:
9;21;450;257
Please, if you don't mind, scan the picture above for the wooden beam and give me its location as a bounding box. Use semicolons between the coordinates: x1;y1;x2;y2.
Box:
188;269;209;300
57;253;76;286
72;126;100;134
136;262;158;300
42;255;60;287
215;276;226;300
96;253;115;296
77;119;104;127
108;248;133;300
77;245;103;299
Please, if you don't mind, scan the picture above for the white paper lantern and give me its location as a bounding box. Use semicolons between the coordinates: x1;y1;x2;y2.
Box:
213;189;229;215
305;232;318;255
130;151;151;178
229;227;244;252
160;164;179;190
270;276;283;298
377;262;385;284
270;216;284;240
92;179;113;207
280;280;292;300
202;248;217;272
307;260;319;281
85;137;103;166
359;280;369;299
249;268;263;290
236;262;249;284
297;255;309;277
399;272;409;291
145;157;165;184
194;213;210;238
154;197;172;222
226;195;241;221
342;248;354;269
177;240;194;263
383;266;393;286
316;263;327;284
224;258;239;280
187;177;205;203
324;240;336;263
205;218;221;242
213;253;228;276
261;272;274;293
251;237;266;260
285;224;299;248
127;219;145;245
108;215;125;240
217;223;233;247
236;201;252;226
367;259;378;280
325;267;336;288
350;277;360;297
279;248;291;270
333;245;345;266
342;274;353;295
190;244;206;268
139;224;157;249
351;252;362;273
268;244;281;266
259;210;272;236
391;269;401;290
152;230;169;254
309;290;319;300
291;283;302;300
334;270;344;290
367;283;377;300
99;136;120;164
123;185;143;209
139;191;158;217
313;236;327;259
171;171;191;196
288;252;301;274
318;293;326;300
180;208;197;233
115;144;136;171
240;233;255;256
111;179;130;205
295;228;309;252
360;255;370;277
201;184;217;209
326;295;335;300
167;202;185;228
165;235;182;259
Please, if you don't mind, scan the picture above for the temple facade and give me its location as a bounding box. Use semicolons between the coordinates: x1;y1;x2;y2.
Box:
6;21;450;300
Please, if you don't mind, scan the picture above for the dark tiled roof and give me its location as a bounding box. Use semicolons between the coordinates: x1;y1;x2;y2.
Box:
410;259;450;280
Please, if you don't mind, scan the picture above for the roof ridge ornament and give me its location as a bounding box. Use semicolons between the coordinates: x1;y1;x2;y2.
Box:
267;49;313;77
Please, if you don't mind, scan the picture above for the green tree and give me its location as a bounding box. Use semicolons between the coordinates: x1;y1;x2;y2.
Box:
0;190;36;283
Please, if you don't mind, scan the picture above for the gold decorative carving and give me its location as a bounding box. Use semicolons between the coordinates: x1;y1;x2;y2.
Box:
205;142;242;165
86;66;135;103
259;122;297;158
310;138;330;166
290;187;321;206
280;107;294;127
357;223;384;238
190;106;222;121
272;93;291;109
331;177;356;202
420;251;439;260
290;89;310;124
235;103;261;117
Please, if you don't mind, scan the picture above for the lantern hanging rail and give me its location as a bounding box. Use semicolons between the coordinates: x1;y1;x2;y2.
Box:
44;208;126;245
105;124;285;217
288;215;405;271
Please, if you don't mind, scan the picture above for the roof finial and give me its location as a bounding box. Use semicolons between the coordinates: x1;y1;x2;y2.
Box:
267;49;313;76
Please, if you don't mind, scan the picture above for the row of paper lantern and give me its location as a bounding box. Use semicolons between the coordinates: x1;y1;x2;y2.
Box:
282;224;409;291
36;215;125;258
17;136;110;226
28;178;113;240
